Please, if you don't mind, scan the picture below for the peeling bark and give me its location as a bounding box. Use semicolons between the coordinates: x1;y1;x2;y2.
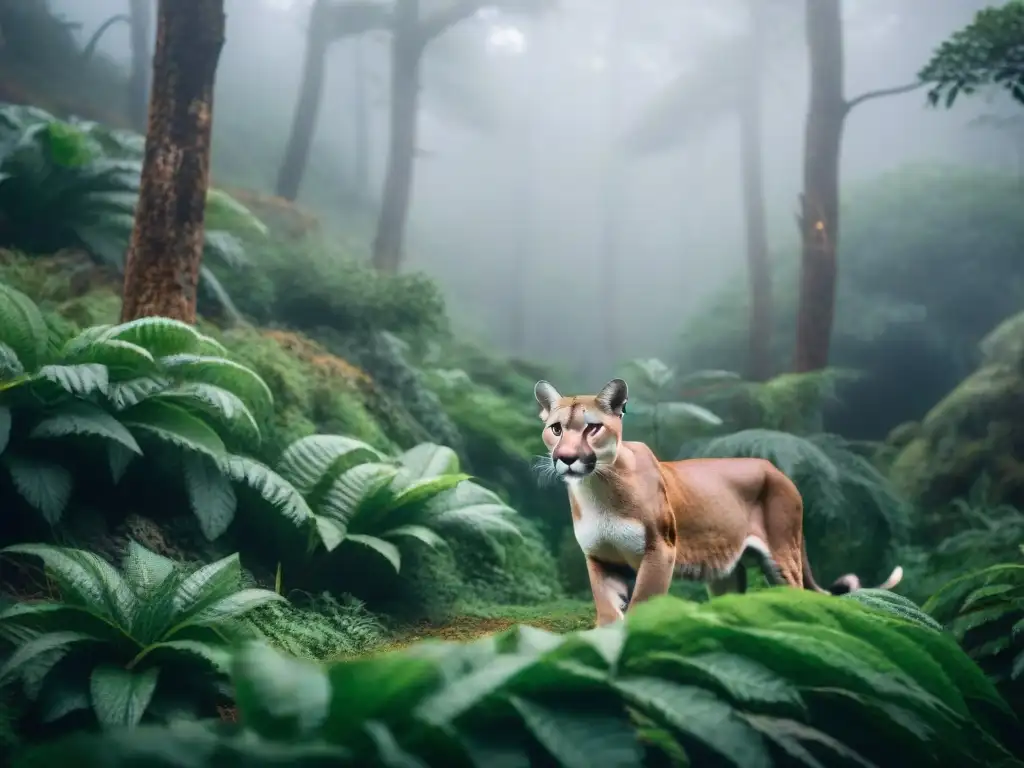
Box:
120;0;225;324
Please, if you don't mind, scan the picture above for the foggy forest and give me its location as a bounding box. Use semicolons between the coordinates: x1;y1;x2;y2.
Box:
0;0;1021;765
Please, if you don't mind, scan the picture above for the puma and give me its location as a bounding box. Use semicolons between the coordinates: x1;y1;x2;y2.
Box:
534;378;903;626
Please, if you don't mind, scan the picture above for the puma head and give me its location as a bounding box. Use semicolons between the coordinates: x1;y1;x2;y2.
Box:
534;378;628;480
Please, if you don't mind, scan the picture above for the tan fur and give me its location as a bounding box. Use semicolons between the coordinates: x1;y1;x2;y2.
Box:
535;379;903;627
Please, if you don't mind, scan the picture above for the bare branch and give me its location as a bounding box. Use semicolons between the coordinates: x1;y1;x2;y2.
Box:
81;14;130;62
418;0;484;43
844;81;925;115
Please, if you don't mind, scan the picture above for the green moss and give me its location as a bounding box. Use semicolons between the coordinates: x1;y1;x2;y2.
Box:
216;327;396;459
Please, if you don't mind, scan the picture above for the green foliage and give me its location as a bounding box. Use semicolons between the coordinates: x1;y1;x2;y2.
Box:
616;359;727;455
243;593;387;662
17;590;1022;766
0;541;283;730
0;103;264;317
920;2;1024;107
214;232;447;339
679;429;909;584
925;561;1024;711
0;284;302;541
676;166;1024;440
274;436;521;572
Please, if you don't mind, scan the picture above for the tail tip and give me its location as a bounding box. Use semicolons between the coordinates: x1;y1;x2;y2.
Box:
878;565;903;590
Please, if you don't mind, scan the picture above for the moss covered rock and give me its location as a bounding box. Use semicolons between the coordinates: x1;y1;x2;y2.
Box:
888;310;1024;511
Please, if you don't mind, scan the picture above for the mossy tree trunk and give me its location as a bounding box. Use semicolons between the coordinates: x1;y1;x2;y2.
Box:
120;0;225;324
793;0;922;374
128;0;154;133
739;0;772;382
275;1;391;202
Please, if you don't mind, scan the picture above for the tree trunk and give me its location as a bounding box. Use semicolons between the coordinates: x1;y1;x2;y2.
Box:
371;1;422;274
739;4;772;381
128;0;153;133
351;37;371;201
793;0;845;373
275;0;331;201
120;0;225;324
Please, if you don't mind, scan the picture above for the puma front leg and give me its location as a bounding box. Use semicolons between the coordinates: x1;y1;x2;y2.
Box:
586;557;630;627
627;541;675;611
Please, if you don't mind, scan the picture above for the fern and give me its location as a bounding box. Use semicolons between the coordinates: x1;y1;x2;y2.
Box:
273;436;522;571
0;541;283;731
0;285;299;537
0;103;264;315
925;562;1024;711
679;429;910;584
16;590;1022;766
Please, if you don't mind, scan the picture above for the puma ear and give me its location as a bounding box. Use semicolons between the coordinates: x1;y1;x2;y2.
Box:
534;380;561;420
596;378;628;417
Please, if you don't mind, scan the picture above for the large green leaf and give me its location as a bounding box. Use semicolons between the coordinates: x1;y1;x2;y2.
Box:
35;363;109;398
213;454;314;529
2;454;73;524
120;399;227;456
106;375;171;410
318;462;400;534
343;534;402;573
232;642;331;741
0;281;48;371
90;665;160;728
159;354;273;413
0;544;136;627
101;317;213;358
396;442;460;480
62;337;156;377
121;540;177;595
275;434;385;498
154;382;260;445
0;631;98;687
182;452;237;541
30;401;143;455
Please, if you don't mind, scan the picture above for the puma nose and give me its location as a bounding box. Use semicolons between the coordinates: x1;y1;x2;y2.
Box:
553;454;579;466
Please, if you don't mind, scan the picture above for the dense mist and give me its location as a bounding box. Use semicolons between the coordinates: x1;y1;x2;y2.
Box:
50;0;1008;381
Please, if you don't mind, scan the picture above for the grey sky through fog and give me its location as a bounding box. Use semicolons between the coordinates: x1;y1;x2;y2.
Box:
52;0;1010;381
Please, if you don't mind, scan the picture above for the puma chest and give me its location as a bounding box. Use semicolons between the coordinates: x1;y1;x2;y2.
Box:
571;491;647;569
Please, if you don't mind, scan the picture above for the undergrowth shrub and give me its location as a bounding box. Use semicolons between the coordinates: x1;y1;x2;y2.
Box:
242;593;387;661
925;561;1024;713
0;103;265;318
0;541;283;733
17;589;1023;766
0;282;304;543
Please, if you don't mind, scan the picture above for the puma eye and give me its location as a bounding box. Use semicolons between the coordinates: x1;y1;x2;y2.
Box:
549;423;562;436
586;423;602;435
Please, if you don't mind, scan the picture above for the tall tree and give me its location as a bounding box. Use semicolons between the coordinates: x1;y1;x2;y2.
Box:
372;0;552;273
738;0;772;381
792;0;922;373
127;0;154;133
120;0;226;323
275;1;389;202
622;7;778;381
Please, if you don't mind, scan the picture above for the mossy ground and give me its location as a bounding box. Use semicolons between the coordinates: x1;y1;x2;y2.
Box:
353;598;596;657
